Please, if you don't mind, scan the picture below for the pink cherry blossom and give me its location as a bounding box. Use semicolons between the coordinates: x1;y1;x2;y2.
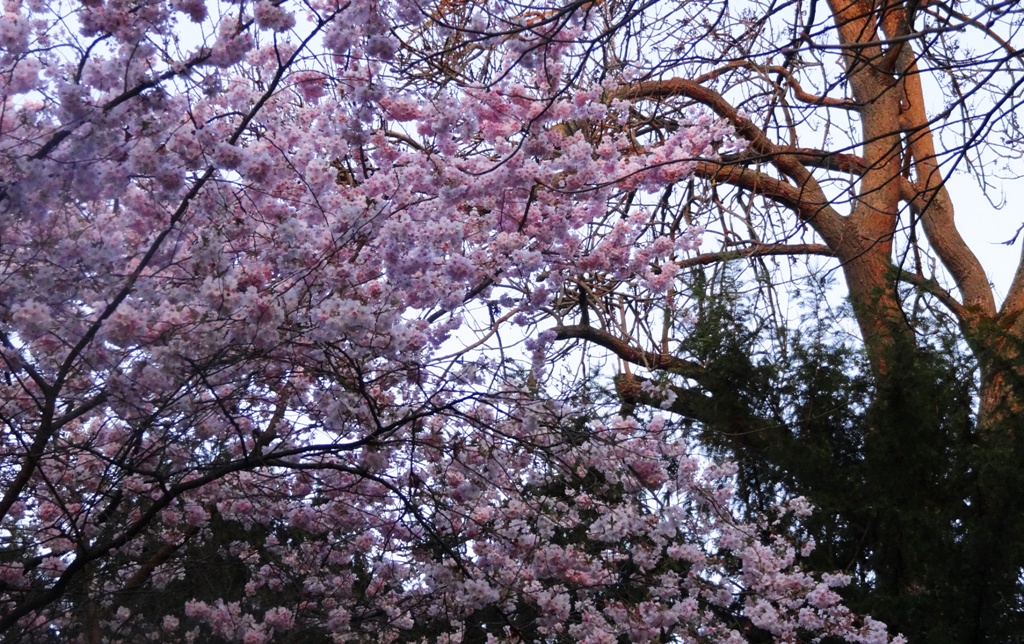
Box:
0;1;901;642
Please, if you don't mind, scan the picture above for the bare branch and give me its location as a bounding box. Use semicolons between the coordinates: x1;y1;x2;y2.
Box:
554;325;704;379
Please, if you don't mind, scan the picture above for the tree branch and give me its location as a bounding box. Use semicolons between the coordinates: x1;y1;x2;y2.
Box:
693;60;859;110
676;243;836;270
554;325;704;379
616;78;848;245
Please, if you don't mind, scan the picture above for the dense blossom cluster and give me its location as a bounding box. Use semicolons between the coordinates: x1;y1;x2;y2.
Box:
0;0;900;641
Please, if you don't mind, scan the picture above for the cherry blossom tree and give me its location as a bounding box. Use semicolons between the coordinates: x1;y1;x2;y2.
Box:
0;0;906;641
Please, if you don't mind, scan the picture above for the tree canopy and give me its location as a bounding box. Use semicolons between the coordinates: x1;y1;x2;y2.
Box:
2;0;1023;641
